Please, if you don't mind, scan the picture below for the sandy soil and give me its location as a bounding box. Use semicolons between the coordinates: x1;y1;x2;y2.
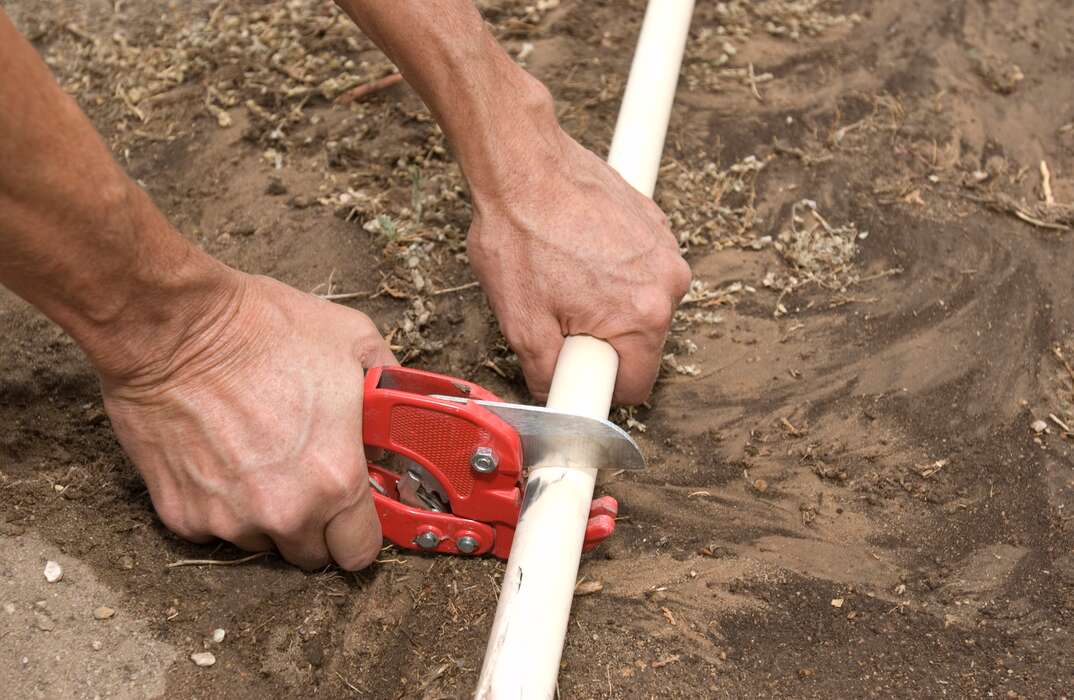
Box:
2;0;1074;697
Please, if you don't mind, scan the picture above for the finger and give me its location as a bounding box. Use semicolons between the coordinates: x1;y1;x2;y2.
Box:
608;331;665;405
325;488;382;571
362;338;399;369
148;488;215;544
515;329;565;402
272;524;332;571
349;313;399;368
669;255;693;301
173;529;215;545
219;530;274;553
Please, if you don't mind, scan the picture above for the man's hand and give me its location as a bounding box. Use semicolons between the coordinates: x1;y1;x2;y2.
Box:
467;133;691;404
100;274;396;570
0;10;396;568
335;1;691;404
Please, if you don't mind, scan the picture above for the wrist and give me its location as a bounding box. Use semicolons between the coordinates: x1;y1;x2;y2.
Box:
73;183;247;386
451;70;568;202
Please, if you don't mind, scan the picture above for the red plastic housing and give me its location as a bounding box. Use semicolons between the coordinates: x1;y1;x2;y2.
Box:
364;366;617;559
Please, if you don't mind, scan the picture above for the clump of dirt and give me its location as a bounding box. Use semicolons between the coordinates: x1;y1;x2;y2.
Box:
3;0;1074;697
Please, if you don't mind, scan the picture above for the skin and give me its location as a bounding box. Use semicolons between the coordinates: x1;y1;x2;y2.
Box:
0;2;689;570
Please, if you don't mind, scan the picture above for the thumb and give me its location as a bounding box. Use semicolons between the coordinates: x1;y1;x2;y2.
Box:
325;464;383;571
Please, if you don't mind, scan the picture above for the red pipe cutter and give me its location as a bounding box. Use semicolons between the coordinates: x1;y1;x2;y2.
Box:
363;366;646;559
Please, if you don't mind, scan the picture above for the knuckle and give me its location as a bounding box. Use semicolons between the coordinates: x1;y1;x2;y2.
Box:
319;461;362;501
260;501;313;538
160;513;196;540
633;288;672;331
670;257;693;297
206;514;256;549
153;499;194;539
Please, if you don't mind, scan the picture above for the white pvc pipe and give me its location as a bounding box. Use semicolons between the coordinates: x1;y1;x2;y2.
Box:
475;2;695;698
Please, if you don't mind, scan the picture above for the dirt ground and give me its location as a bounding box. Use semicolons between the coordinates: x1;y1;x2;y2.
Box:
3;0;1074;697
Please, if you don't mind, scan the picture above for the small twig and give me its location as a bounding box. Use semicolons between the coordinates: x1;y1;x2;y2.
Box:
780;417;803;436
115;84;146;123
853;267;904;284
63;23;98;44
828;295;879;308
166;551;270;568
482;358;508;378
1013;208;1070;231
336;73;404;105
965;193;1073;232
320;290;373;301
207;0;228;29
746;62;763;102
335;671;365;696
1049;413;1072;433
1041;160;1056;206
431;280;480;296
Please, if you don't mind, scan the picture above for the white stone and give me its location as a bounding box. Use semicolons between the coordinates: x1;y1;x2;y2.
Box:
190;651;216;668
211;628;226;643
43;561;63;583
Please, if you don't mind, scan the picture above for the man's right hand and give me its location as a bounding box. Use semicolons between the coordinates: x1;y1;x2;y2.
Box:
100;273;397;570
467;129;691;404
333;2;690;405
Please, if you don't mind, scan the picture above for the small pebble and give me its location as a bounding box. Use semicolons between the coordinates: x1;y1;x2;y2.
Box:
91;640;103;651
831;597;845;608
211;628;227;643
753;478;768;493
43;560;63;583
265;178;287;196
35;613;55;631
4;603;16;614
93;606;116;620
190;651;216;668
1031;419;1048;434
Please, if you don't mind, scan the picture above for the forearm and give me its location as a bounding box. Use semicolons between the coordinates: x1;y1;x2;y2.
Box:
0;11;237;382
334;0;567;200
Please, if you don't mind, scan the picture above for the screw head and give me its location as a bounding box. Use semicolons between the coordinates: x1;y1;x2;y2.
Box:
415;530;440;550
456;535;479;554
470;446;498;474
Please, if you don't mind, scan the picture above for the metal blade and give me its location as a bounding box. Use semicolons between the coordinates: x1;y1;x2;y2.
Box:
431;396;646;471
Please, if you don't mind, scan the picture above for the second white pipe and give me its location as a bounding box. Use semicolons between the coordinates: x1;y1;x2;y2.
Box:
475;1;696;697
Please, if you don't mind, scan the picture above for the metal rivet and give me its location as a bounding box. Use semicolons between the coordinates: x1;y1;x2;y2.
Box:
470;446;498;474
457;535;479;554
415;530;439;550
